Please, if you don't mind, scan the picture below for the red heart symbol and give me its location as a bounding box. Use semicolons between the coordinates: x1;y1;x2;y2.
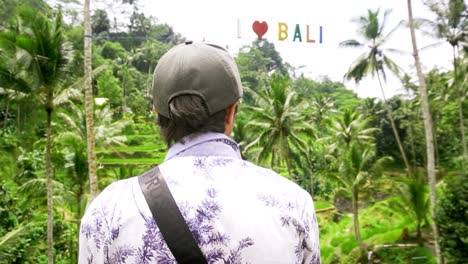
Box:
252;21;268;39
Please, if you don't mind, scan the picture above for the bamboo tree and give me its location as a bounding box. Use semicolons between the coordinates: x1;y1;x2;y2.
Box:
83;0;99;200
407;1;443;263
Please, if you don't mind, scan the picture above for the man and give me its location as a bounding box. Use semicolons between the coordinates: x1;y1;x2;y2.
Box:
79;42;321;263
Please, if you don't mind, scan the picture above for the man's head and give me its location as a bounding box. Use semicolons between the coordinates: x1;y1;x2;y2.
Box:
152;42;243;145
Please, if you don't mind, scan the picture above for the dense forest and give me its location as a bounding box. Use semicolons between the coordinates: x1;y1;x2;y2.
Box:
0;0;466;263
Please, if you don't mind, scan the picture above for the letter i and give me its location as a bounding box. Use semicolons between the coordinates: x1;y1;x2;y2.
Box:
319;26;323;43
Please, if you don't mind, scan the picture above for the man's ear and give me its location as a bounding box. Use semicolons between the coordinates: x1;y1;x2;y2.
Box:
226;101;238;124
224;101;238;136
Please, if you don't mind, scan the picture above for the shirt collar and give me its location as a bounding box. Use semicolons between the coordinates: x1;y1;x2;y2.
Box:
165;132;241;161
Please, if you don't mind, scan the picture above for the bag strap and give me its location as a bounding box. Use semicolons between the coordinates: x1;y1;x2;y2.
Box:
138;166;207;264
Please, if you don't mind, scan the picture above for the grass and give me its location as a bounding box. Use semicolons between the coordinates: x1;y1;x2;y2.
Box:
96;144;166;153
314;200;334;210
374;246;436;264
99;158;163;165
317;196;437;263
125;134;158;145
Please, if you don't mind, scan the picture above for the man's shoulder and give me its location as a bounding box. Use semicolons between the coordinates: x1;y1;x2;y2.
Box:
243;160;311;197
161;156;310;199
82;178;136;218
97;177;135;199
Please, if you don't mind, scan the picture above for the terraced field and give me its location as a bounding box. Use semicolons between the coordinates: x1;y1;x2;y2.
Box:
97;125;167;176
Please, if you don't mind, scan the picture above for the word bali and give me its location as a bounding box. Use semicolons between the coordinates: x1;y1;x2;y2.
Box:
251;20;323;43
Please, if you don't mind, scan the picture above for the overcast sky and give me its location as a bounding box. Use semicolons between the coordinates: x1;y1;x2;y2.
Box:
136;0;453;99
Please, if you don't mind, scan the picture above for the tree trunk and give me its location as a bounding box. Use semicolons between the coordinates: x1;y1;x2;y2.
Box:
122;70;126;111
452;45;467;163
409;123;417;167
16;104;20;132
284;143;293;179
417;222;422;246
3;97;9;130
46;109;54;264
76;187;82;232
352;188;364;251
310;173;314;197
376;72;413;177
84;0;99;200
147;63;152;98
407;1;443;263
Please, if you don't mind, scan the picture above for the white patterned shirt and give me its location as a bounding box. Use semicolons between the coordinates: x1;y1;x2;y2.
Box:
79;132;321;263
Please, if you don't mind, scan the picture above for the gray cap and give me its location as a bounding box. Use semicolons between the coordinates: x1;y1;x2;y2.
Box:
152;41;243;118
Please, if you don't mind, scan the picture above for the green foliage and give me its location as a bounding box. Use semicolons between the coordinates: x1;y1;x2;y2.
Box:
340;8;401;82
243;73;311;177
100;41;127;61
0;1;466;263
373;247;436;264
92;9;110;35
314;200;333;210
393;171;430;241
96;68;122;107
435;173;468;263
0;180;47;263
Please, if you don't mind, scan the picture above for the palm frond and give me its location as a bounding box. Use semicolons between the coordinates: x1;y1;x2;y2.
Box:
53;87;81;106
0;224;34;258
378;19;404;45
383;55;402;77
339;39;364;48
419;41;446;51
344;51;372;83
19;178;73;205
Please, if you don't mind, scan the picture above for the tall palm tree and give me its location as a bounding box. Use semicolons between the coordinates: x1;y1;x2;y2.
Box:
340;9;413;177
407;1;443;263
83;0;99;200
424;0;467;161
244;73;310;177
0;8;72;263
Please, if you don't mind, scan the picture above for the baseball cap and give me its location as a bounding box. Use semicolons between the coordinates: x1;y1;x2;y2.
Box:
152;41;243;118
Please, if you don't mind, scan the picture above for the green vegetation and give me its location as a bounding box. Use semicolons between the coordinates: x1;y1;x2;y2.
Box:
314;200;333;210
435;173;468;263
0;0;466;263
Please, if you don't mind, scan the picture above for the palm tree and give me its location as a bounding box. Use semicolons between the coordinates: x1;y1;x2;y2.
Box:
340;9;413;177
393;172;429;244
407;1;443;263
333;142;390;251
424;0;467;161
324;109;389;251
0;223;37;260
57;102;129;232
327;109;378;149
244;73;310;177
309;94;335;128
130;40;170;97
83;0;99;200
0;8;72;263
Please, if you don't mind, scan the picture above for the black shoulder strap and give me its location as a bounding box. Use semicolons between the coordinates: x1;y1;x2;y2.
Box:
138;166;207;264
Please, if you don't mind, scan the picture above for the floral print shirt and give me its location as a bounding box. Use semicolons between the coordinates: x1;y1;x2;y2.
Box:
79;132;321;263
